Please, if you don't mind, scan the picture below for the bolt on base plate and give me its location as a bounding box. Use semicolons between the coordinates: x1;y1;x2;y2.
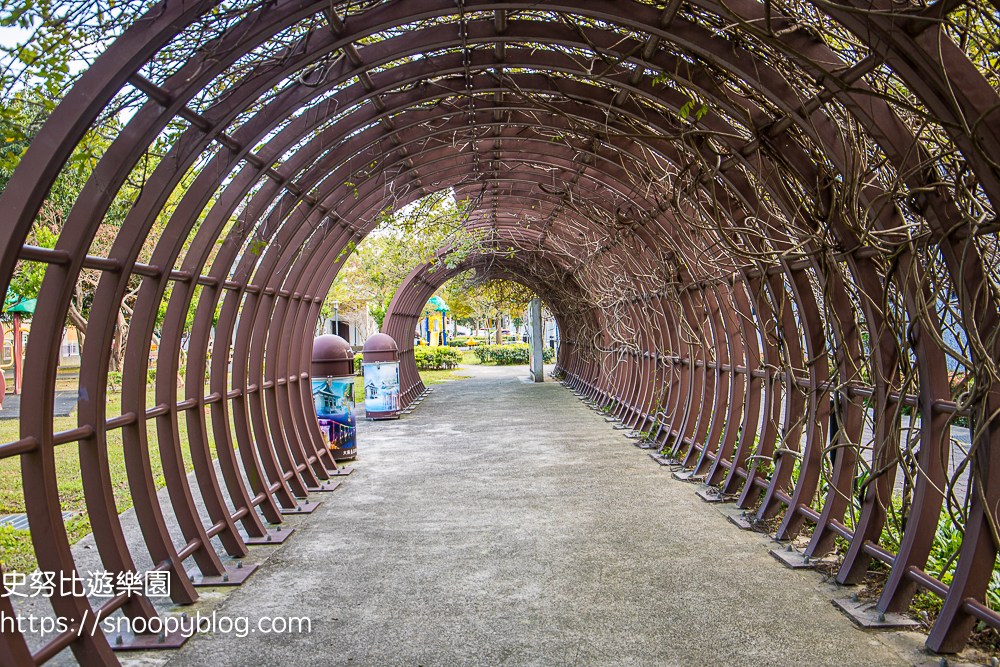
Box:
109;627;191;651
187;562;258;587
671;470;704;482
306;481;341;492
648;453;675;466
695;488;727;503
280;501;321;515
832;598;919;629
242;527;294;545
769;545;815;569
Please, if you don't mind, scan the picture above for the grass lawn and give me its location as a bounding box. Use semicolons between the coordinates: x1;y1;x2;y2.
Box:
1;365;470;573
0;386;203;574
419;368;472;384
351;366;471;398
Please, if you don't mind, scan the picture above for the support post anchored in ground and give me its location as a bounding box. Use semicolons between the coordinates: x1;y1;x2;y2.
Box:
529;297;544;382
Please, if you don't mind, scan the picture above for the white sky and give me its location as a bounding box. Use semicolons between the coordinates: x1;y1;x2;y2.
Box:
0;25;33;49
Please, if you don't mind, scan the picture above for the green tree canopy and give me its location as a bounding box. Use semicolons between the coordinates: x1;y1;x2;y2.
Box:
322;189;483;329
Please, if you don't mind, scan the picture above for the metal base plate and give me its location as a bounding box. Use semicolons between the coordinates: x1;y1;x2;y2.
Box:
243;527;294;545
188;562;258;587
728;514;754;530
648;453;674;466
603;416;618;422
695;488;727;503
832;598;920;629
306;481;341;492
769;547;814;569
327;467;354;476
110;627;191;651
671;470;704;482
280;501;320;515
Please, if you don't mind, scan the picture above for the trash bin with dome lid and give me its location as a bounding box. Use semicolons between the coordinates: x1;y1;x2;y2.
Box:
311;334;357;461
361;333;401;420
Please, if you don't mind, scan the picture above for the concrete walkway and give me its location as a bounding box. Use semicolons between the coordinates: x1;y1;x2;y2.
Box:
161;364;909;667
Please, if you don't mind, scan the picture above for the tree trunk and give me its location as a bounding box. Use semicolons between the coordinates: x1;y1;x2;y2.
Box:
67;301;88;351
110;308;127;372
177;347;186;388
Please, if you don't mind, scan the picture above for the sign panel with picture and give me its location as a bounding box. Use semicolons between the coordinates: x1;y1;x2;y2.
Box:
363;361;400;418
312;376;356;459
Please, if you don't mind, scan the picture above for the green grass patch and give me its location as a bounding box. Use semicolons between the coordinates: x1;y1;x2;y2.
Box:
419;368;471;385
0;386;202;573
0;526;34;573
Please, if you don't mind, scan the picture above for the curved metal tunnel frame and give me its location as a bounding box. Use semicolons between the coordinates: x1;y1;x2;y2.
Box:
0;0;998;664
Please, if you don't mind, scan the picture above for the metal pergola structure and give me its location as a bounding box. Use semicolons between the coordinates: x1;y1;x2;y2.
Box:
0;0;999;663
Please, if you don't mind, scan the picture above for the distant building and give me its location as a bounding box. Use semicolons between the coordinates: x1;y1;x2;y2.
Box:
324;303;378;347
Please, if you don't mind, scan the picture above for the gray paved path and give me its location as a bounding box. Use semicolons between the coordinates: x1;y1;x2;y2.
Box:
160;364;908;667
0;390;78;419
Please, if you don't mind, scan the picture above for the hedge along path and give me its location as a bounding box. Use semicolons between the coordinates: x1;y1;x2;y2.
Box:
473;343;556;365
413;345;465;370
0;0;999;663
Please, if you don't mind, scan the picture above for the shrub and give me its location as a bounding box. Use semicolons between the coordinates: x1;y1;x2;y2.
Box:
434;346;462;368
107;370;123;391
473;343;555;365
413;346;432;368
413;346;462;370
